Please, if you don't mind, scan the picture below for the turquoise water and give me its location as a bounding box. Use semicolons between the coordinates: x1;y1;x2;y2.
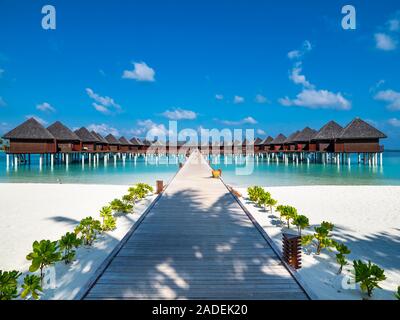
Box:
0;152;181;185
1;151;400;186
209;152;400;187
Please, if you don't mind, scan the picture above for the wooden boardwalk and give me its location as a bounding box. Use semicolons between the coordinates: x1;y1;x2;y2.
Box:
84;150;308;300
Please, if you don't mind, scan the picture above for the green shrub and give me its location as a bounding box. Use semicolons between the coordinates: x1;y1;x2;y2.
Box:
266;197;277;213
353;260;386;297
26;240;61;283
0;270;21;300
314;221;335;255
335;242;351;274
21;274;42;300
277;205;298;229
100;206;117;231
59;232;82;264
110;199;133;214
395;286;400;300
257;191;271;211
128;183;154;202
247;186;264;203
74;217;102;246
292;215;309;236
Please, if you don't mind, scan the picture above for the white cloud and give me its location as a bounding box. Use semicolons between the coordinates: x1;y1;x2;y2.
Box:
288;40;312;60
279;89;351;110
374;33;397;51
257;129;266;135
122;62;155;82
388;118;400;127
374;89;400;110
87;123;119;136
0;97;5;107
133;119;170;137
25;115;47;125
289;62;314;89
219;116;258;126
215;94;224;100
233;95;245;104
86;88;121;114
162;108;197;120
36;102;55;113
255;94;268;104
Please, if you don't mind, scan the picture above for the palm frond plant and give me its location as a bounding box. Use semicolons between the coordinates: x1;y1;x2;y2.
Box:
279;205;298;229
335;242;351;274
59;232;82;264
314;221;335;255
0;270;21;300
247;186;264;203
292;215;309;236
100;206;117;231
21;274;42;300
74;217;102;246
109;198;133;214
26;240;61;284
353;260;386;298
266;197;277;213
256;191;271;211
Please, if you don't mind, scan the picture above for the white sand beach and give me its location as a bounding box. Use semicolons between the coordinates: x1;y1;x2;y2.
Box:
0;183;156;300
237;185;400;300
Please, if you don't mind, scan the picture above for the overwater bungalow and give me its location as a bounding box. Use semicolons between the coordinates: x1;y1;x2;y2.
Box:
3;118;56;154
292;127;317;151
118;136;133;152
260;136;274;152
254;137;263;153
47;121;81;152
283;131;300;152
270;134;287;151
74;127;100;152
104;134;121;152
90;131;109;151
334;118;387;153
311;121;343;152
130;137;144;153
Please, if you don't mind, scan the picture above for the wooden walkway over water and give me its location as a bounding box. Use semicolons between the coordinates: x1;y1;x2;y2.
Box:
84;150;308;300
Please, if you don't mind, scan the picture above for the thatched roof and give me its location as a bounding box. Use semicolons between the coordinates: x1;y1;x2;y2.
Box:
47;121;80;141
271;134;287;144
284;131;301;144
339;118;387;140
312;121;343;141
293;127;317;142
254;137;263;146
74;127;99;143
105;134;121;145
119;136;132;145
91;131;108;144
130;137;143;146
142;139;152;146
260;136;274;145
3;118;55;140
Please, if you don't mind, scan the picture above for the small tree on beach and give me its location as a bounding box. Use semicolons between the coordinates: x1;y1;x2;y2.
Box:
59;232;82;264
247;186;264;203
110;198;133;214
314;221;335;255
21;274;42;300
100;206;117;231
266;197;277;213
257;191;271;211
26;240;61;284
292;215;309;236
353;260;386;298
0;270;21;300
74;217;102;246
279;205;298;229
334;242;351;274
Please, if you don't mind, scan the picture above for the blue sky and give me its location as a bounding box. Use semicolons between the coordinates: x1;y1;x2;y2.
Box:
1;0;400;147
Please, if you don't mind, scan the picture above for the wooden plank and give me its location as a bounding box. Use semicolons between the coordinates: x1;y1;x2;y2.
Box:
84;150;308;300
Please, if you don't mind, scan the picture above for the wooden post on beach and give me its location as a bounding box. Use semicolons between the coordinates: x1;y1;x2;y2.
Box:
156;180;164;194
282;233;302;269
